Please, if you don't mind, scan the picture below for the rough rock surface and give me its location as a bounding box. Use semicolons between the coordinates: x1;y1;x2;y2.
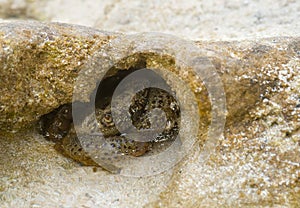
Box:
1;22;298;132
0;21;299;207
0;0;299;40
0;21;116;132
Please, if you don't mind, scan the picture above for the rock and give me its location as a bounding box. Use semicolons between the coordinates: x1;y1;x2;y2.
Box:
0;21;117;132
0;21;299;207
0;21;298;134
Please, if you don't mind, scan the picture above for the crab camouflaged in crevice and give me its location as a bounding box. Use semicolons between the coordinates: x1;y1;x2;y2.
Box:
39;67;181;173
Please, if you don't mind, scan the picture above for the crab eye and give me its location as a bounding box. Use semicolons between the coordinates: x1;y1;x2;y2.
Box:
103;113;112;123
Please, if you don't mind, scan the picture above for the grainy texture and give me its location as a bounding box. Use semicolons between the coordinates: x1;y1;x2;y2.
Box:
1;0;299;40
150;39;300;208
1;22;298;133
0;21;299;207
0;21;116;132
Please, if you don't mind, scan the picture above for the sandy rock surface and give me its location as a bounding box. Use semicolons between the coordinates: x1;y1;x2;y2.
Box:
0;0;299;40
0;1;299;208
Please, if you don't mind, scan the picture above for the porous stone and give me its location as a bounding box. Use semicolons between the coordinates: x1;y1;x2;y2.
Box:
0;21;299;207
0;21;117;132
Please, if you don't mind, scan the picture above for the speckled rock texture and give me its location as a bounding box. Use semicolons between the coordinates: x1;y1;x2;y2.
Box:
0;22;298;132
1;0;299;40
0;21;299;207
0;21;117;132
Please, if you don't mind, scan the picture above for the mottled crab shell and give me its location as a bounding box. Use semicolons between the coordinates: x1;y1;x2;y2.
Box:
41;82;181;173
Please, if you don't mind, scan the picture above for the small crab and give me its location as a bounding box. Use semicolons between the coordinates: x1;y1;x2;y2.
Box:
39;87;180;173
